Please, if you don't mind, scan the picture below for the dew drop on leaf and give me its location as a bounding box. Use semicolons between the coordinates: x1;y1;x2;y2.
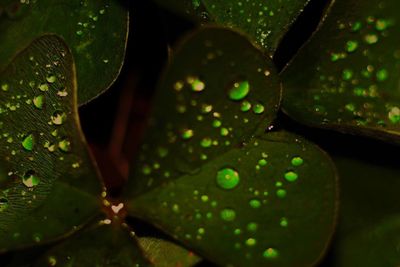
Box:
51;111;67;125
220;208;236;221
284;171;298;182
252;103;265;114
22;170;40;188
263;248;279;259
21;133;35;151
249;198;261;208
46;75;57;83
58;139;71;152
228;80;250;101
216;167;240;189
291;156;304;166
33;95;44;109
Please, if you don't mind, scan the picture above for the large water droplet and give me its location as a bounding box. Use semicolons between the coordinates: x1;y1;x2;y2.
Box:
22;170;40;188
216;167;240;189
228;81;250;101
291;156;304;166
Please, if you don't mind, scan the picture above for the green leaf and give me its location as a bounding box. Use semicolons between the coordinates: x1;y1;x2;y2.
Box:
0;0;128;105
32;223;150;267
0;35;102;251
282;0;400;142
337;216;400;267
154;0;311;54
138;237;201;267
126;27;281;197
127;132;338;267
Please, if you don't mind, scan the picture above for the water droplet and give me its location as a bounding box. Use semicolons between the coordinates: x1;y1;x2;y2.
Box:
280;217;288;227
188;77;205;92
249;199;261;208
228;81;250;101
220;208;236;221
241;100;252;112
181;129;194;140
252;103;265;114
51;111;67;125
58;139;71;152
216;167;240;189
1;83;9;91
46;75;57;83
48;256;57;266
346;40;359;53
388;107;400;123
33;95;44;109
258;159;267;166
247;222;258;232
201;138;212;148
276;189;287;198
376;69;388;81
22;133;34;151
263;248;279;259
22;170;40;188
284;171;298;182
245;238;257;246
38;83;49;91
291;156;304;166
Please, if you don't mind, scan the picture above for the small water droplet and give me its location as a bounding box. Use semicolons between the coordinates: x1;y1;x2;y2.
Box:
220;208;236;221
241;100;252;112
58;139;71;152
252;103;265;114
247;222;258;232
284;171;298;182
181;129;194;140
291;156;304;166
346;40;359;53
46;75;57;83
263;248;279;259
216;167;240;189
51;111;66;125
38;83;49;91
22;170;40;188
280;217;288;227
249;199;261;208
245;238;257;246
33;95;44;109
22;133;34;151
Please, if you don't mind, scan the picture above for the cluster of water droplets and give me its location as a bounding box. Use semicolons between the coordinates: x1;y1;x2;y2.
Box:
0;37;84;245
307;2;400;129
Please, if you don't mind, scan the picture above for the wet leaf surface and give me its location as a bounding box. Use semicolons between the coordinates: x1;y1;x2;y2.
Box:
153;0;311;54
32;224;150;267
128;132;338;267
126;27;281;197
282;0;400;143
0;35;102;251
0;0;128;105
138;237;201;267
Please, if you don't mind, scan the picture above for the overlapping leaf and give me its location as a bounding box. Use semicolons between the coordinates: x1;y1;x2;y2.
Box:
0;35;102;251
0;0;128;104
126;27;338;267
153;0;312;54
282;0;400;142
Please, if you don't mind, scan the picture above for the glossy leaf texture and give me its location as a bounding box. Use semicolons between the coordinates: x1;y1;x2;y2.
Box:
153;0;311;55
0;35;102;251
128;132;338;267
282;0;400;142
31;223;150;267
138;237;201;267
0;0;128;105
126;27;281;197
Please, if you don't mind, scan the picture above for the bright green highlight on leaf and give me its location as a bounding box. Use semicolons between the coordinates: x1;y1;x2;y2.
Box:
216;167;240;189
220;208;236;221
